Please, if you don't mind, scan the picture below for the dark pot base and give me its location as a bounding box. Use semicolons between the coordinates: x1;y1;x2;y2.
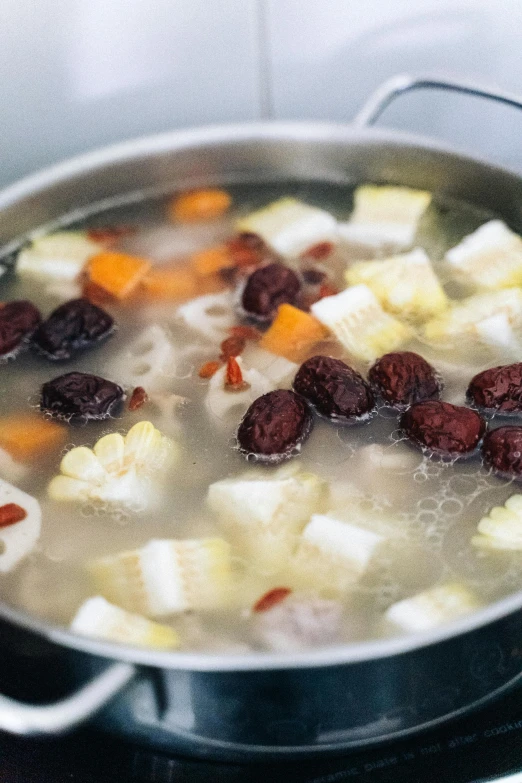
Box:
87;608;522;761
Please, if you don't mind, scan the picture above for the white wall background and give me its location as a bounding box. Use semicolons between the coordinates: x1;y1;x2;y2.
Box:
1;0;522;187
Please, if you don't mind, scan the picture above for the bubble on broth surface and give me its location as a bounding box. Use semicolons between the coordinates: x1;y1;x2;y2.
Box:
440;497;464;516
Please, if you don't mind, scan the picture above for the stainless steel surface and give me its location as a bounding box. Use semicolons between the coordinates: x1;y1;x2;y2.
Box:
353;73;522;128
2;74;522;757
0;661;135;735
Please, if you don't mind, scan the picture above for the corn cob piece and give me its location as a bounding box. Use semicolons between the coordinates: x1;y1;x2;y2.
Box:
0;478;41;573
472;494;522;550
71;596;179;648
16;231;103;282
48;421;176;510
236;197;338;258
290;513;390;593
345;248;448;322
384;583;480;633
311;284;413;361
90;537;233;616
204;356;273;424
423;288;522;347
207;464;327;572
445;220;522;290
339;185;431;251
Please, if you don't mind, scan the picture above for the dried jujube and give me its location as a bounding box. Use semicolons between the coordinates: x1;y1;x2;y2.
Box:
0;300;42;360
237;389;313;464
32;298;115;361
467;363;522;414
482;426;522;477
400;400;486;457
241;263;301;322
369;351;442;409
293;355;375;423
41;372;124;421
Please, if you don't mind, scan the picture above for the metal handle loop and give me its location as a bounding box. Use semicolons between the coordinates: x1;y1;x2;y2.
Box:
0;661;135;736
353;73;522;128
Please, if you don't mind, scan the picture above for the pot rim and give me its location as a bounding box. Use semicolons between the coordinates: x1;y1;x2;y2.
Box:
2;119;522;671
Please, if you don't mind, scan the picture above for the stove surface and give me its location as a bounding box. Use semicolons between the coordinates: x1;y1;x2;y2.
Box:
1;617;521;782
2;681;522;783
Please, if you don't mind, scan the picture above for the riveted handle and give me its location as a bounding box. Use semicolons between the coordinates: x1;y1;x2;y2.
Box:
353;73;522;128
0;661;135;736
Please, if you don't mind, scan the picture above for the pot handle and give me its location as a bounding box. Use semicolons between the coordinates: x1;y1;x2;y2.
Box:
0;661;136;736
353;73;522;128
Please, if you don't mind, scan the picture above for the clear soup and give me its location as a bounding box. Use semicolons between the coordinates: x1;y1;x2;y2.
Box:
1;180;521;655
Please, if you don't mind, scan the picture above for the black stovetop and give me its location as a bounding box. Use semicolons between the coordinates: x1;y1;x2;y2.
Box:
2;681;522;783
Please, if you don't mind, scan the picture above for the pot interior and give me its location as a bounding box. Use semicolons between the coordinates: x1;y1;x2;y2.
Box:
2;122;522;671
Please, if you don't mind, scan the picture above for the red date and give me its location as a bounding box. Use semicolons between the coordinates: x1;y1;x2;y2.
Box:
482;426;522;477
237;389;313;464
293;355;375;423
32;298;115;361
400;400;486;457
369;352;442;409
241;263;301;322
0;300;42;360
41;372;124;421
467;363;522;414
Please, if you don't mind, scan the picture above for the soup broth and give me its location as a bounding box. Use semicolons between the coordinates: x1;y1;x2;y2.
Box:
1;180;521;654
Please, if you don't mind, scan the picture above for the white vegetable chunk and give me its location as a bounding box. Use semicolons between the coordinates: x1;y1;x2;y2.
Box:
472;494;522;550
384;583;480;633
339;185;431;251
207;465;327;572
240;344;298;389
445;220;522;290
474;313;516;348
311;284;412;361
424;288;522;347
176;290;236;343
71;596;179;648
16;231;103;282
236;197;338;258
0;478;41;573
90;538;233;616
345;248;448;322
291;513;388;592
204;356;272;424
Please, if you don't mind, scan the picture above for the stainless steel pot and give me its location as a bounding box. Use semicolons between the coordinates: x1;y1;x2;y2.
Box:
2;74;522;761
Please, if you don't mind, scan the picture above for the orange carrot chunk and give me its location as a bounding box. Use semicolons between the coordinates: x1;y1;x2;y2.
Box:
168;189;232;223
88;251;151;299
141;265;199;301
192;246;234;277
0;415;67;462
259;303;329;363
